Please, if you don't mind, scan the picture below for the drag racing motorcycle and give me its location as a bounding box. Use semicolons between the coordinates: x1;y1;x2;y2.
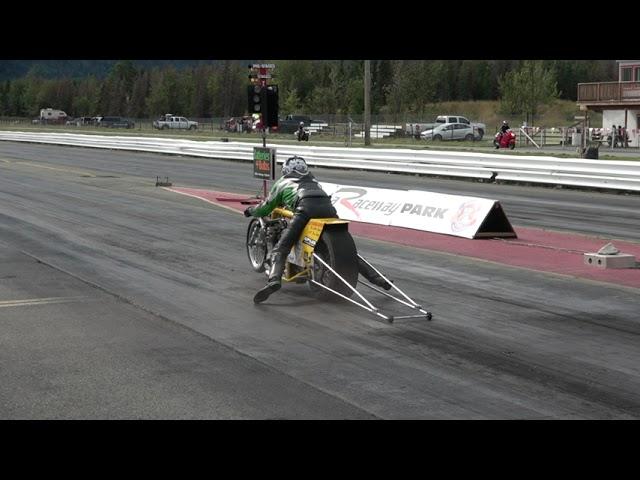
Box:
494;129;516;149
296;128;310;142
245;207;432;323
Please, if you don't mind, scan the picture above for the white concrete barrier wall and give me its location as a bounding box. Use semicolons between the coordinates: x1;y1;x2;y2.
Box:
1;131;640;192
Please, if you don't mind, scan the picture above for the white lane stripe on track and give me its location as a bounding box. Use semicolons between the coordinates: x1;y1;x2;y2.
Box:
13;161;96;177
0;296;88;308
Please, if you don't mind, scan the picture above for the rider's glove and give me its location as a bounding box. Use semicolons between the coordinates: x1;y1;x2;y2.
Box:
243;207;254;217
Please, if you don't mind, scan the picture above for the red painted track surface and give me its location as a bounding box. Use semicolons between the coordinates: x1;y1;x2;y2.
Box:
167;187;640;290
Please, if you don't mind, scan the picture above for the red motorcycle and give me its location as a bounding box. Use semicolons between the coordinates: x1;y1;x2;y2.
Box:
494;129;516;149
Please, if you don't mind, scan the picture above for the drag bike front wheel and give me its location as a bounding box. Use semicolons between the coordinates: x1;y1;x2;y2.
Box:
246;219;268;272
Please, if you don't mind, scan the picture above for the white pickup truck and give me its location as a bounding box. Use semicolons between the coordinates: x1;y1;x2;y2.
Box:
153;114;198;130
407;115;486;140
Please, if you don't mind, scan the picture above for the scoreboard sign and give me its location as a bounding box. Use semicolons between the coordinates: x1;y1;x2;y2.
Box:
253;147;276;180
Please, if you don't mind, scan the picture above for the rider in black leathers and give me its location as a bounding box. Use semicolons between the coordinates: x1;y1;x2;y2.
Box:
244;156;391;303
296;122;307;141
496;120;510;144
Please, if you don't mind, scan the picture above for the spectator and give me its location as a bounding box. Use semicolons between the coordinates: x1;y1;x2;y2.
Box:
618;126;625;148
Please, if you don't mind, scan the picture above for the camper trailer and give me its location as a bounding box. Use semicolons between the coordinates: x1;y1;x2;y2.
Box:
39;108;68;124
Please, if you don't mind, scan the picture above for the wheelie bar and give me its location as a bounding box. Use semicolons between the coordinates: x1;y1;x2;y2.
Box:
357;254;431;319
311;253;432;323
311;253;392;322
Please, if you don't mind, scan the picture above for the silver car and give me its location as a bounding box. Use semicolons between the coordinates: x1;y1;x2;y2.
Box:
421;122;477;141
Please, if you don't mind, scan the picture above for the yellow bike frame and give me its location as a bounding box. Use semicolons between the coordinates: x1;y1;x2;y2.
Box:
271;207;349;282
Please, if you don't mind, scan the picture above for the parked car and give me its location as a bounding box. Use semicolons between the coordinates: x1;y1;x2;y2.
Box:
277;114;320;134
71;116;94;126
421;123;478;141
409;115;486;140
153;114;198;130
96;116;135;128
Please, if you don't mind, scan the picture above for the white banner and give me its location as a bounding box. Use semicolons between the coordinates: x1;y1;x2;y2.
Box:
319;182;509;239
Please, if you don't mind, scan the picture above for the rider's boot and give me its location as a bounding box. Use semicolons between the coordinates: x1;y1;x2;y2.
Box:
254;252;286;304
357;257;392;290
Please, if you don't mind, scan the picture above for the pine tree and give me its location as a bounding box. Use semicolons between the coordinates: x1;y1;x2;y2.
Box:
8;80;27;116
190;66;212;118
282;88;302;114
130;71;150;118
0;81;9;115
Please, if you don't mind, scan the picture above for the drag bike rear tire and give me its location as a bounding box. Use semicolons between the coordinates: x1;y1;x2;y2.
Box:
246;219;268;272
309;228;359;300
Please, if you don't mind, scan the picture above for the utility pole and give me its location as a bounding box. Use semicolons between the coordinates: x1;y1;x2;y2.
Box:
364;60;371;146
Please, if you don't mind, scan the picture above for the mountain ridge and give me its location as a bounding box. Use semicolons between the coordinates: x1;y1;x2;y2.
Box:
0;60;228;80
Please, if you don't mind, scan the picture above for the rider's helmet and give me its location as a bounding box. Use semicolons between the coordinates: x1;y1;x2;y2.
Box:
282;156;309;176
299;121;305;127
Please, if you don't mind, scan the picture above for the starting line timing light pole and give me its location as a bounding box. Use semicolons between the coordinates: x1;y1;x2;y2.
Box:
248;63;278;199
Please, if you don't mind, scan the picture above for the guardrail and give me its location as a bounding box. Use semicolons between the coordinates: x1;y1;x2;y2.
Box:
1;131;639;192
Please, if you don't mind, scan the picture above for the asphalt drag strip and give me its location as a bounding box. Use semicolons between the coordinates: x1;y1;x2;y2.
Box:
2;142;639;419
0;244;375;419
